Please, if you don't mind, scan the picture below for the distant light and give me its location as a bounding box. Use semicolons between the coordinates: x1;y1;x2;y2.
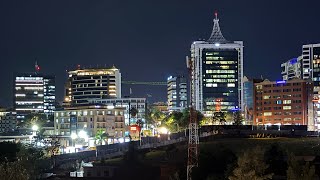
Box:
214;43;220;47
32;125;38;131
78;130;88;139
118;138;124;143
158;127;169;134
276;80;286;84
167;76;173;81
71;133;77;139
107;105;114;109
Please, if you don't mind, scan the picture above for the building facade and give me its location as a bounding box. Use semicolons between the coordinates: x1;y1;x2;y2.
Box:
280;44;320;130
243;76;263;125
14;73;55;121
190;13;243;116
253;79;314;130
89;98;146;127
54;105;125;138
167;75;187;112
281;56;302;81
0;109;17;133
64;66;121;106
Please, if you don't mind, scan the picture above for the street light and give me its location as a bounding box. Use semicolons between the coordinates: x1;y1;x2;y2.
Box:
32;125;39;131
78;130;87;139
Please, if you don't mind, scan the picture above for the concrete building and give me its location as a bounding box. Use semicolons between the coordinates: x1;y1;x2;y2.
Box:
64;66;121;106
281;56;302;81
0;109;17;133
14;73;55;121
189;13;243;116
88;98;146;127
167;75;187;112
253;79;314;130
54;105;125;138
280;44;320;130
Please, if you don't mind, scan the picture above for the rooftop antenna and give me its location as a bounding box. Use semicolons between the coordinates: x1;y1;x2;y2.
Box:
35;59;40;73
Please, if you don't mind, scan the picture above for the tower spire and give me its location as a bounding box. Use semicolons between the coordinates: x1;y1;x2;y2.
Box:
207;11;228;43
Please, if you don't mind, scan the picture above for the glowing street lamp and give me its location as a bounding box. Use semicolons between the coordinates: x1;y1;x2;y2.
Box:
71;133;78;140
32;125;39;131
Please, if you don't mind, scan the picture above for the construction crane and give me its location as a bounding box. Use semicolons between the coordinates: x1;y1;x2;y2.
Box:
186;56;199;180
122;81;166;86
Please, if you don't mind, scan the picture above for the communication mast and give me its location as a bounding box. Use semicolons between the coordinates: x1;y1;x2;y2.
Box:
186;56;199;180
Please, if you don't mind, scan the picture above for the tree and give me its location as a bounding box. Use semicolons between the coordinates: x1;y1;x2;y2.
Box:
212;111;226;124
232;111;244;125
163;109;204;133
286;153;316;180
95;129;108;145
229;146;273;180
19;113;47;129
0;161;29;180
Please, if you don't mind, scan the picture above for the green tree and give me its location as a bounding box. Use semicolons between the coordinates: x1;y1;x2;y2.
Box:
286;153;316;180
212;111;226;124
0;161;29;180
17;143;51;179
20;113;47;129
95;129;108;145
232;111;244;125
229;146;273;180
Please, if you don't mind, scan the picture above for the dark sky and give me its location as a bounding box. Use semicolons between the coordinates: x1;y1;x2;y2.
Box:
1;0;320;107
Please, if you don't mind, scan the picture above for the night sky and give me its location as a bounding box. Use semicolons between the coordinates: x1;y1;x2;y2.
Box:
0;0;320;107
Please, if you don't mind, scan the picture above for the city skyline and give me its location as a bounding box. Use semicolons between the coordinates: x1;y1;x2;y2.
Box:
1;1;320;106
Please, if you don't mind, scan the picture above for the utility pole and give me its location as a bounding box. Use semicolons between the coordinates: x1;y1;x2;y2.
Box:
186;56;199;180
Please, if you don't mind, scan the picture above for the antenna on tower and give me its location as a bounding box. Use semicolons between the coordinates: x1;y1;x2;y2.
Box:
35;58;40;73
214;10;218;19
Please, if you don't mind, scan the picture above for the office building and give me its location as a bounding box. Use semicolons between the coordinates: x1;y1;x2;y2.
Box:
189;13;243;116
253;79;314;130
167;75;187;112
54;105;125;138
281;56;302;81
64;66;121;106
14;73;55;121
243;76;263;125
0;109;17;133
281;44;320;130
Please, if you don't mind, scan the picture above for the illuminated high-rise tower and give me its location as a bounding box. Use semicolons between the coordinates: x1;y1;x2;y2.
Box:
14;63;55;121
64;66;121;106
189;12;243;116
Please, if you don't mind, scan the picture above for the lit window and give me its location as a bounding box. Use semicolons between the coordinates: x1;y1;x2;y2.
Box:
283;100;292;104
227;83;235;87
263;112;272;116
283;106;291;110
263;96;271;99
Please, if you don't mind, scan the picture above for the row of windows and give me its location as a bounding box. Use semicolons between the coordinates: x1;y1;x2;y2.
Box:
56;110;124;117
258;117;302;121
205;70;236;74
257;83;302;89
205;61;236;65
256;106;302;111
258;111;302;116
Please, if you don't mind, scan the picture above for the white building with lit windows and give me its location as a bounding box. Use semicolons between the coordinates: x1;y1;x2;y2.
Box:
14;73;55;121
167;75;188;112
54;105;125;138
190;13;243;116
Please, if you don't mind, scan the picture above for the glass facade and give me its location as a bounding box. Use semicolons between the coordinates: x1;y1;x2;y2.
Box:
202;49;239;112
14;74;55;121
